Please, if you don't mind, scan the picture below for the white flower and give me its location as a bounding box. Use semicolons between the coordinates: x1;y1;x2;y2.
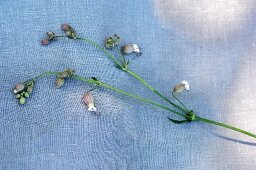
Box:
173;80;190;93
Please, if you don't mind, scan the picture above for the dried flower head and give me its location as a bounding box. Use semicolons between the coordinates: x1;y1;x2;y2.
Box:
55;68;75;88
41;31;56;46
61;24;76;39
82;92;97;112
173;80;190;93
13;80;34;104
121;44;142;56
105;34;120;49
47;31;56;40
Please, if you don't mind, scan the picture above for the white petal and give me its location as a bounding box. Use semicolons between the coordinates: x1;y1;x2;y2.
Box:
132;44;140;53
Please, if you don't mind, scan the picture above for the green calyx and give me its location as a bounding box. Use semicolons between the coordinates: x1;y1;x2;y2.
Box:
19;97;26;105
168;110;196;124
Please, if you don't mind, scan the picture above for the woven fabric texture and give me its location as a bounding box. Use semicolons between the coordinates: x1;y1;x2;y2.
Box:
1;0;256;169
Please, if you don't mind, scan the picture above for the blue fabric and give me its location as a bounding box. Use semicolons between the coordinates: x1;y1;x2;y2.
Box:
1;0;256;169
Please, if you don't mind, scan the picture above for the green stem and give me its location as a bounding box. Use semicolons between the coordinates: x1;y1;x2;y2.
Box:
117;47;126;65
196;116;256;139
76;37;121;67
126;69;188;113
172;91;187;109
55;35;67;38
32;71;61;82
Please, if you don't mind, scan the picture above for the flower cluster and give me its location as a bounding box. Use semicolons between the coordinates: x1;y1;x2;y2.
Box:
55;68;75;88
41;24;76;46
13;80;34;104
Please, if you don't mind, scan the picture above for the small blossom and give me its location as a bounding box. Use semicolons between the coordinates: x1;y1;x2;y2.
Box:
105;34;120;49
121;44;142;56
82;92;97;112
61;24;76;39
173;80;190;93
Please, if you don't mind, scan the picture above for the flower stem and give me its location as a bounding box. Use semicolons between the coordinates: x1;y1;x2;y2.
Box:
76;37;121;67
196;116;256;139
55;35;67;38
126;69;188;112
172;91;187;109
32;71;61;82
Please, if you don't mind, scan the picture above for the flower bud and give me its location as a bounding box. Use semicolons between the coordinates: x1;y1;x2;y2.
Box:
105;34;120;49
19;97;26;105
27;85;33;94
61;24;76;39
24;92;30;98
173;80;190;93
55;78;65;88
14;83;25;93
82;92;97;112
16;94;21;99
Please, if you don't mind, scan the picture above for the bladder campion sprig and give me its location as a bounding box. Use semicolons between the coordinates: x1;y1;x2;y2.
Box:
14;24;256;140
